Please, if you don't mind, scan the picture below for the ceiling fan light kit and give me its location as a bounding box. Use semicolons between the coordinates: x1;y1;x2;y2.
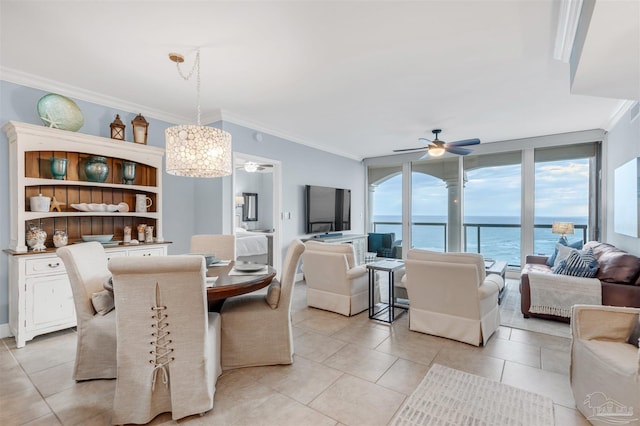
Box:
165;49;233;178
393;129;480;157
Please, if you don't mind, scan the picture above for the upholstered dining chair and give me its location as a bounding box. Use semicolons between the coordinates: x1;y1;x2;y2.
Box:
56;242;117;381
190;234;235;261
403;249;502;346
108;255;222;424
220;239;305;369
302;240;374;316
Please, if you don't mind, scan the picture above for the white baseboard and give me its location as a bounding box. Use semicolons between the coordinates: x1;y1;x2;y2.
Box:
0;323;12;339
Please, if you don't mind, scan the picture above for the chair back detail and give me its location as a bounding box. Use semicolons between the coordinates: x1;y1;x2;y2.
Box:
108;255;220;423
190;234;236;260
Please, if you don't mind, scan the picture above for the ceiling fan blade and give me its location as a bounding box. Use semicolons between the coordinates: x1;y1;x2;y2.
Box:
393;147;426;153
446;138;481;147
418;137;432;144
446;146;473;156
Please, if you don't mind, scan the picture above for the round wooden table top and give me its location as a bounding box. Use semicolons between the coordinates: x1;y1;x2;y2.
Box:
206;261;276;302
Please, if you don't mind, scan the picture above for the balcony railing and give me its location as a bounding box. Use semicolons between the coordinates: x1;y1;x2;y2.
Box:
373;221;588;267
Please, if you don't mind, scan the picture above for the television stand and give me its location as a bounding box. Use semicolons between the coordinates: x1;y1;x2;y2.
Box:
303;234;367;265
314;232;343;238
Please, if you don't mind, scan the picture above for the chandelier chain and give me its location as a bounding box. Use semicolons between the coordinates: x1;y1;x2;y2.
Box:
175;50;202;126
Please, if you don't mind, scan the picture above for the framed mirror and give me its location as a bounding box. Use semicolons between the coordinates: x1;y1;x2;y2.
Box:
243;192;258;221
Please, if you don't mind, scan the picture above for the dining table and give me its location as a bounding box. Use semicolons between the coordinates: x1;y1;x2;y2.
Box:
206;261;276;311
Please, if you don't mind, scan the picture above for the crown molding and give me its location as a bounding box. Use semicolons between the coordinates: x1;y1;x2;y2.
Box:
604;99;636;130
1;66;190;125
554;0;584;62
218;110;362;161
2;67;361;161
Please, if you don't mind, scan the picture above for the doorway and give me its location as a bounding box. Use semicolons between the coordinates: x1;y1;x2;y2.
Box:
232;153;282;272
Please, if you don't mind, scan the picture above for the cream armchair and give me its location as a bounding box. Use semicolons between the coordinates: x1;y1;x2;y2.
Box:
403;249;502;346
302;240;375;316
570;305;640;424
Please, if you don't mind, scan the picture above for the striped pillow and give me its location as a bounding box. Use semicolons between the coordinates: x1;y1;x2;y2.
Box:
552;248;599;278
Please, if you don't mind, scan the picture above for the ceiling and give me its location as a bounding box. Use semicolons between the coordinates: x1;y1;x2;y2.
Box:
1;1;638;161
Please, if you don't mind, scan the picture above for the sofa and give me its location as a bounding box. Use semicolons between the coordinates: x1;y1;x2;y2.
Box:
520;241;640;322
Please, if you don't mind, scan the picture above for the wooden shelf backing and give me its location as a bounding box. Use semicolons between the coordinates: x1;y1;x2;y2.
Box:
25;151;157;186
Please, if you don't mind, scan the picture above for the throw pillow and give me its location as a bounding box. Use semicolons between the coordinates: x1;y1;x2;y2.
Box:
265;280;281;309
552;248;599;278
91;290;115;315
547;239;583;266
628;317;640;347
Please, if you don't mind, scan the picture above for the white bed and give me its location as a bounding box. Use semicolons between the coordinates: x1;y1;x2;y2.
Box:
236;229;272;265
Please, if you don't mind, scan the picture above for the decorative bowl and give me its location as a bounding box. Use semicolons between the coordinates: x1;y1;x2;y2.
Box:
81;234;114;243
71;203;119;212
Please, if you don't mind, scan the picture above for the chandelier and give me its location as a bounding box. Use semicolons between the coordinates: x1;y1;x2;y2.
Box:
165;49;232;178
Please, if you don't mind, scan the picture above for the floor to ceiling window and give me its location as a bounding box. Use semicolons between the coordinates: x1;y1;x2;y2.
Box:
463;152;522;266
412;158;459;252
365;135;602;268
368;164;403;241
533;144;598;256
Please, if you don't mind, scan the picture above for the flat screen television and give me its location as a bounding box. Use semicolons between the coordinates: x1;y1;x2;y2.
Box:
305;185;351;234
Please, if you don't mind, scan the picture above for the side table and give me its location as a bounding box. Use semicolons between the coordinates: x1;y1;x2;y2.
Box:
485;260;507;304
367;259;407;323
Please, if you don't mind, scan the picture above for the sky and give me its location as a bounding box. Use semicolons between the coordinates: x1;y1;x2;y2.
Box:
373;158;590;219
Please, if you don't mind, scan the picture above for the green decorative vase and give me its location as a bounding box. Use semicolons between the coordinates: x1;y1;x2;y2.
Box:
85;156;109;183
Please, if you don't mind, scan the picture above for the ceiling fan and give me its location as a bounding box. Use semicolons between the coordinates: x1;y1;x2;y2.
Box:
238;161;273;172
393;129;481;157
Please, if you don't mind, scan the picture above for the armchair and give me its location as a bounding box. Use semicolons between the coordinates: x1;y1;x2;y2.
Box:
368;232;401;259
570;304;640;424
403;249;502;346
302;240;376;316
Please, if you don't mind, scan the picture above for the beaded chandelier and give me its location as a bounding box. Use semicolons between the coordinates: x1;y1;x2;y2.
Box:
165;50;232;178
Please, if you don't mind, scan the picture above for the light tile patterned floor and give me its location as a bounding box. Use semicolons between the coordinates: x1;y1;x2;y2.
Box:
0;280;590;426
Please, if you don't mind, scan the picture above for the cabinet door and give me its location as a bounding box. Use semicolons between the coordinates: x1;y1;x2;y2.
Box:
26;275;75;329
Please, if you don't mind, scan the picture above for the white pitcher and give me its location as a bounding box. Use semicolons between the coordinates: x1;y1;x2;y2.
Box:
135;194;152;212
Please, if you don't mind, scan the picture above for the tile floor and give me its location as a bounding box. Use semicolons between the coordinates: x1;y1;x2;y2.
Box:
1;280;590;426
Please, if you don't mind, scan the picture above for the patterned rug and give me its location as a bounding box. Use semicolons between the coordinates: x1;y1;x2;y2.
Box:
391;364;555;426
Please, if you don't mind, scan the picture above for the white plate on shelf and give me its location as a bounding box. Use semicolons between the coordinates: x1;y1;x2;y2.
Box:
233;263;267;272
71;203;119;212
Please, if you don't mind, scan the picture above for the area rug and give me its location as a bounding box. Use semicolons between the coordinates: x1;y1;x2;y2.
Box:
391;364;554;426
499;279;570;338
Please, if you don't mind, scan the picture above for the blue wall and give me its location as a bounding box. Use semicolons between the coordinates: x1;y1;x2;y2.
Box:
0;80;365;328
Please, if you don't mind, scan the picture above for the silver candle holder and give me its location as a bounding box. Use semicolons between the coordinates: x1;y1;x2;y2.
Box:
122;161;136;185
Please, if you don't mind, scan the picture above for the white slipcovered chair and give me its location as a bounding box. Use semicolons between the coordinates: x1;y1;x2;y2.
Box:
56;242;116;381
403;249;502;346
108;255;222;424
302;240;374;316
190;234;235;260
570;304;640;424
220;240;304;369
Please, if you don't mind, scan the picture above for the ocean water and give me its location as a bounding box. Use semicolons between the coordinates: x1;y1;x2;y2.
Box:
373;215;588;266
